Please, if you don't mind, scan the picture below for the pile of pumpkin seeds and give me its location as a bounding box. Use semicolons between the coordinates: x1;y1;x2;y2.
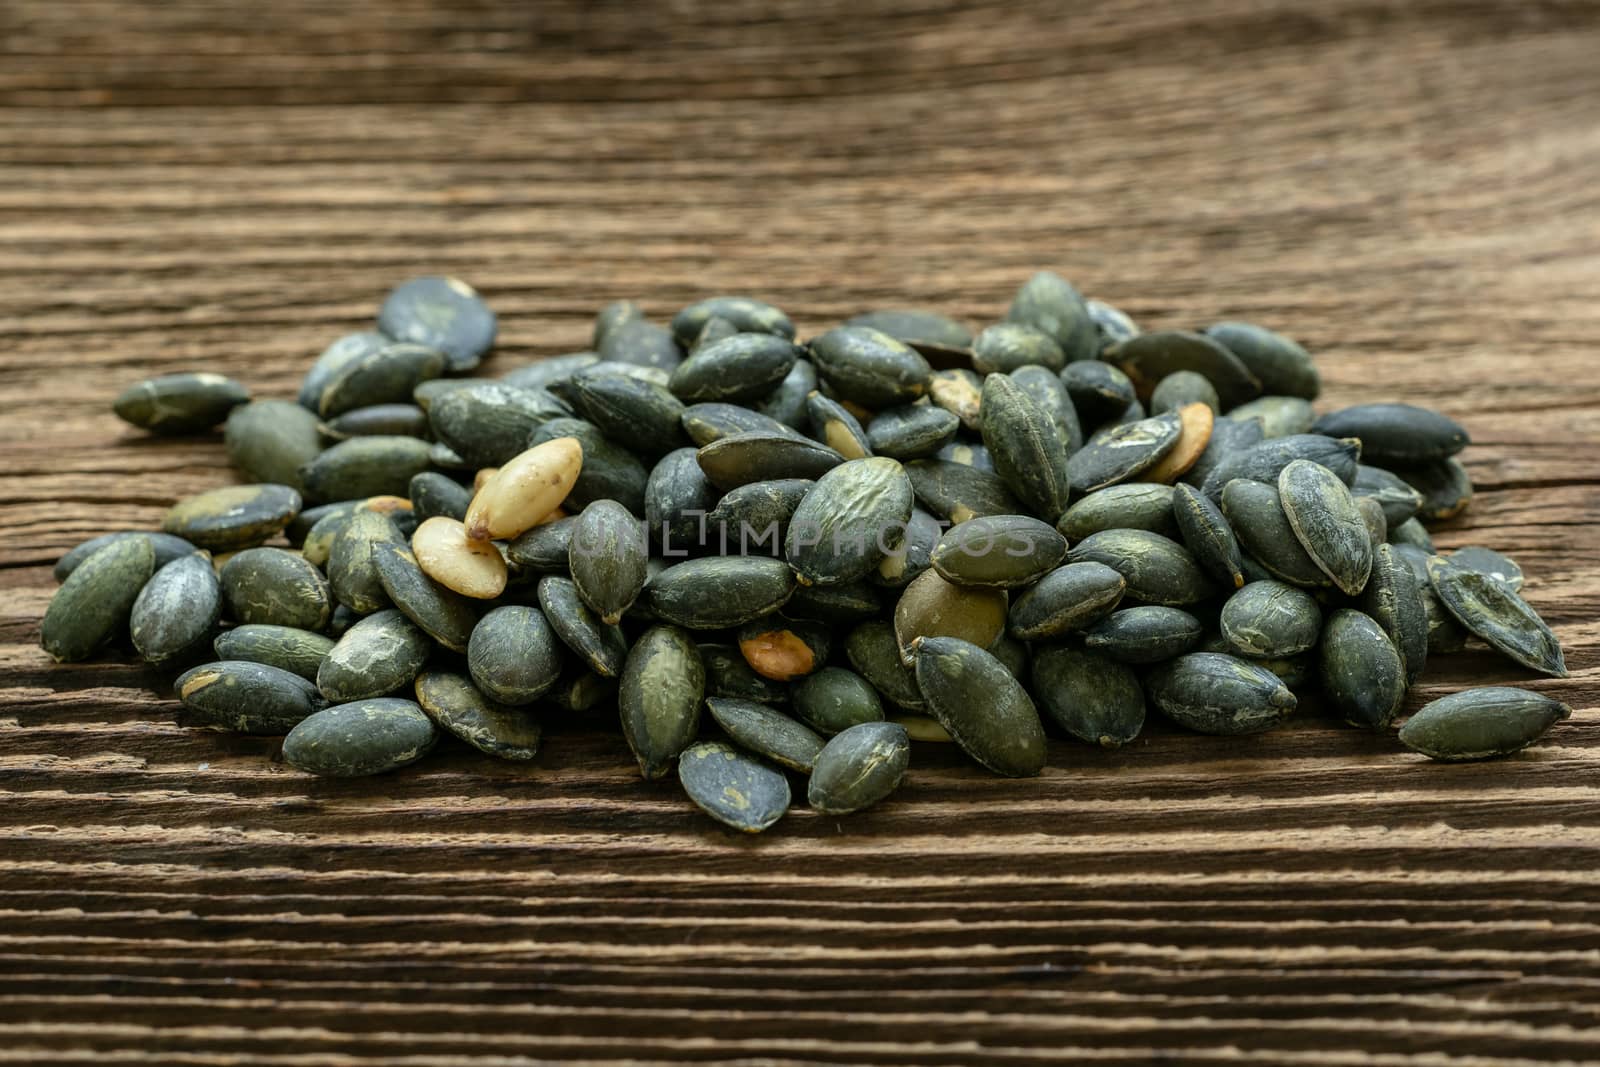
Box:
43;272;1574;833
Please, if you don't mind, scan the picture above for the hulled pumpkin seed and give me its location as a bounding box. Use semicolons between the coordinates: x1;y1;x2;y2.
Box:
466;605;564;705
299;436;432;503
1312;403;1469;465
174;660;324;734
1171;483;1244;589
328;509;404;614
807;721;911;814
1428;556;1567;676
1227;395;1315;439
929;513;1066;588
754;358;817;430
1279;459;1373;596
220;547;333;630
698;431;845;491
682;402;802;447
671;296;795;345
1030;645;1145;747
213;625;334;683
1449;546;1524;591
738;617;830;681
1150;371;1219;416
786;457;914;586
707;697;824;773
648;556;795;629
317;608;432;703
972;323;1065;374
678;741;791;832
1146;653;1297;735
114;372;250;433
619;624;705;778
416;670;542;760
1395;457;1474;521
905;458;1021;524
792;667;886;735
893;568;1008;664
1219;580;1322;658
668;333;801;404
409;471;472;523
1067;412;1182;493
980;373;1072;519
1360;543;1430;685
1084;606;1203;664
41;536;155;662
378;276;496;371
1399;687;1571;761
866;402;960;461
570;500;648;624
1319;609;1406;730
1005;270;1098;362
530;418;648;517
372;540;480;652
283;697;439;776
808;326;933;408
846;620;924;710
463;437;583;541
162;483;301;551
1204;322;1320;399
130;552;222;667
1065;529;1214;606
54;531;193;583
928;368;984;432
1006;561;1126;640
913;636;1047;777
1219;478;1332;588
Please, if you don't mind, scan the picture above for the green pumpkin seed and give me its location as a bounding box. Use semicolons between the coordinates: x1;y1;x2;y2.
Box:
1067;412;1182;493
905;458;1021;524
1006;561;1126;641
1448;546;1524;591
678;741;791;832
1395;457;1473;521
463;605;564;705
129;552;221;667
428;383;571;468
1204;322;1320;400
213;625;334;683
1200;433;1362;500
845;309;972;350
1428;556;1566;676
175;660;324;734
1279;459;1373;595
1226;395;1315;439
530;418;648;517
846;620;924;710
328;509;404;614
1219;580;1321;658
754;358;817;431
700;641;789;704
1146;652;1297;735
501;352;601;391
299;435;432;504
1312;403;1469;465
682;402;802;446
569;500;648;624
671;296;795;345
597;317;683;371
936;441;993;470
378;276;496;371
1087;298;1140;351
928;368;984;432
1065;529;1215;606
698;431;844;491
1108;330;1262;408
300;331;388;410
865;403;959;461
1360;543;1430;685
1056;484;1177;541
807;391;873;459
283;697;439;776
619;625;705;778
1012;364;1084;454
668;334;801;404
1171;483;1244;589
54;531;193;583
874;506;942;588
593;301;643;350
316;608;432;703
413;377;488;413
162;483;301;551
913;636;1047;777
929;514;1066;588
707;697;824;773
321;402;430;441
504;515;576;574
1179;415;1266;490
689;316;740;354
1150;371;1220;416
1005;270;1098;362
372;540;480;652
1030;646;1145;747
792;667;885;735
1319;609;1406;730
1351;464;1426;528
1357;496;1388;548
1061;360;1137;428
114;372;250;433
416;670;542;761
648;556;795;629
893;568;1008;665
1219;478;1332;588
428;441;471;471
786;457;914;586
980;373;1072;519
785;580;885;624
548;663;619;713
561;370;687;457
316;341;445;418
1084;606;1203;664
1399;687;1571;761
807;721;911;814
808;326;933;408
1389;516;1435;551
645;446;720;552
707;478;812;555
218;547;332;630
535;576;626;677
409;471;472;523
972;323;1065;374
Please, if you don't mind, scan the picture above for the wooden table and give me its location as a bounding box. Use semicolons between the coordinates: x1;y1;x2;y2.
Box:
3;1;1598;1062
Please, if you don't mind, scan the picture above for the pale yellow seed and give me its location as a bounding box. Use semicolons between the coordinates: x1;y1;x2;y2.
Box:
412;516;508;599
889;713;953;743
473;467;500;493
464;437;583;541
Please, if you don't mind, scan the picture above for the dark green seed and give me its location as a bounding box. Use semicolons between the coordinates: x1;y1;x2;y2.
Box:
216;547;329;631
808;326;933;408
707;696;824;773
990;633;1029;680
1179;415;1265;490
1428;556;1567;676
894;568;1008;664
671;296;795;346
700;641;789;704
930;514;1066;589
413;670;542;761
328;604;360;637
846;620;924;710
1012;364;1084;454
874;506;942;588
328;509;404;614
928;368;984;432
409;471;472;523
565;360;672;389
690;316;741;355
646;447;720;551
792;667;885;735
1146;652;1297;735
698;431;844;491
54;531;193;583
300;331;388;410
316;608;432;703
501;352;601;391
865;403;959;461
1030;646;1145;747
1312;403;1469;465
980;373;1072;519
466;605;564;705
1204;322;1320;400
905;459;1021;524
299;436;432;504
807;391;873;460
682;402;802;446
593;301;643;350
1219;580;1321;658
130;552;221;667
1087;298;1140;350
283;697;439;776
1172;483;1245;589
569;500;648;624
317;342;445;418
754;358;817;431
1360;543;1430;686
372;541;480;652
1226;395;1315;439
648;556;795;629
1448;546;1524;591
1200;434;1362;500
114;372;249;433
972;323;1065;374
563;369;688;457
1279;459;1373;596
548;663;618;713
596;317;683;371
807;722;910;814
668;334;801;404
913;636;1047;777
538;576;627;678
785;580;884;624
1351;464;1425;528
1005;270;1098;362
1220;479;1332;588
213;625;334;683
707;478;812;556
786;458;914;586
1395;457;1474;521
428;383;571;468
174;660;324;734
620;625;705;779
1357;496;1388;547
845;309;972;350
677;741;791;833
1319;609;1406;730
378;276;496;371
1057;483;1177;541
1065;529;1215;606
413;377;488;413
505;516;576;574
162;484;301;551
1061;360;1138;427
1084;606;1203;664
429;441;472;471
1389;516;1435;551
1150;371;1219;416
322;403;430;441
1399;687;1571;761
1067;413;1182;493
1108;330;1262;409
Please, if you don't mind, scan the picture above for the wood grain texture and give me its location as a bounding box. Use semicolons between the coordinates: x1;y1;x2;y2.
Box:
3;0;1600;1062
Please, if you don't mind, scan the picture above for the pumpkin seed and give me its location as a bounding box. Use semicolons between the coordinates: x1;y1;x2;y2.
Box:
1179;414;1265;490
700;641;788;704
316;341;445;418
328;604;360;637
928;368;984;431
428;382;571;468
894;568;1008;664
671;296;795;345
972;323;1065;374
807;391;873;459
529;418;648;518
1139;402;1213;484
162;484;301;551
597;317;683;371
1312;403;1469;465
415;670;542;760
1351;464;1425;528
1357;495;1388;547
428;441;472;472
413;377;488;413
683;402;802;446
561;369;689;456
1087;298;1140;351
754;358;817;430
689;316;740;354
644;446;719;552
378;275;496;371
317;608;432;703
1204;322;1320;399
846;309;972;350
866;403;960;461
1012;364;1084;454
130;552;222;667
1448;546;1524;591
548;663;618;714
1057;483;1177;541
463;605;564;705
1389;516;1435;551
1227;395;1315;439
1219;478;1332;588
1279;459;1373;595
707;478;812;556
321;402;430;441
1219;580;1322;658
114;372;249;433
283;697;439;776
936;441;992;470
807;721;911;814
502;516;574;575
1030;646;1145;747
785;580;884;624
54;531;194;583
1428;556;1566;676
648;556;795;629
786;457;914;586
1360;543;1429;685
175;660;324;734
298;436;432;504
980;373;1072;519
220;547;332;630
792;667;886;735
328;509;404;613
913;636;1047;777
929;514;1066;589
707;697;825;773
678;741;791;832
1061;360;1138;428
738;617;830;681
1067;412;1182;493
1084;606;1203;664
1395;457;1474;521
300;331;389;410
1005;270;1098;362
1399;687;1571;761
500;352;601;391
905;458;1021;524
463;437;583;542
698;431;845;491
1150;371;1219;416
408;471;472;523
1319;609;1406;730
570;500;648;623
536;575;627;678
1146;652;1297;735
1007;560;1128;640
808;326;933;407
668;333;801;404
846;620;925;710
1065;529;1215;606
619;624;705;778
372;540;480;652
1108;330;1262;409
593;301;643;350
1200;433;1362;500
213;625;334;683
1171;483;1244;589
874;506;942;588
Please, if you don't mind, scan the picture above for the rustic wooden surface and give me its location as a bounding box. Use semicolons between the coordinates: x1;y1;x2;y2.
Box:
3;1;1600;1062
